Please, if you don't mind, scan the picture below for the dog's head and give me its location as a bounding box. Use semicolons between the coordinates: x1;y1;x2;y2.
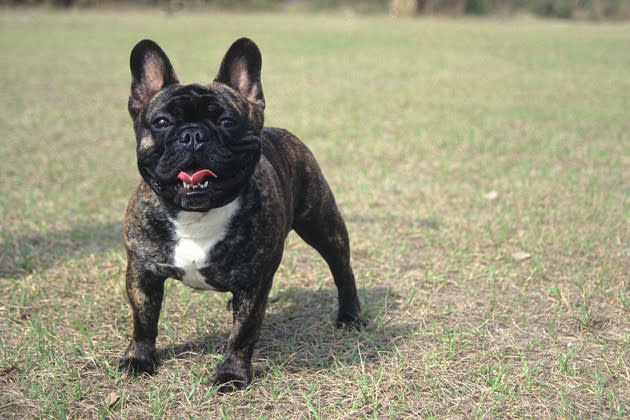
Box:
128;38;265;212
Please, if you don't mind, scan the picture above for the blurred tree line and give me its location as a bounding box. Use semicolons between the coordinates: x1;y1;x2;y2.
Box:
2;0;629;20
389;0;630;19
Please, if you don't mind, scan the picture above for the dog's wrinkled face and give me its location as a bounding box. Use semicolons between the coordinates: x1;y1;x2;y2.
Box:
135;82;263;211
128;39;265;211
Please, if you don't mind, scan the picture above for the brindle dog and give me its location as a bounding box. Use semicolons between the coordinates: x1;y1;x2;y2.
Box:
118;38;366;391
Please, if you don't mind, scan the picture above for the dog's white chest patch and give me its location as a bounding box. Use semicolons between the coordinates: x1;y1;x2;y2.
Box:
171;198;240;289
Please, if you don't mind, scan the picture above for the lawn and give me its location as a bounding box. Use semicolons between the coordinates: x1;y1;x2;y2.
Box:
0;9;628;419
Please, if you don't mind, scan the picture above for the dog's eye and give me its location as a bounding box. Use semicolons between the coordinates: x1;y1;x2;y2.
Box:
152;117;171;130
219;118;237;129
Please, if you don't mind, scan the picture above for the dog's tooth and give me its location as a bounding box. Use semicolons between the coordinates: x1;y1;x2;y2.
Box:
203;181;208;188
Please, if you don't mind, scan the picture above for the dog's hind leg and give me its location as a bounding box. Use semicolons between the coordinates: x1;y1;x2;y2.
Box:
293;184;366;329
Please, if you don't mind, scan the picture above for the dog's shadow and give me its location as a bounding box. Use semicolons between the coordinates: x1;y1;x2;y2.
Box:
0;222;123;278
157;286;415;377
2;222;415;376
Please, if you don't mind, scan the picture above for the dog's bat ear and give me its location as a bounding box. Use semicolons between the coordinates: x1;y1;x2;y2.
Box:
128;39;179;119
214;38;265;110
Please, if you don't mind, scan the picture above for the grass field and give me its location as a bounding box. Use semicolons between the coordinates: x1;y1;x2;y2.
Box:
1;9;629;419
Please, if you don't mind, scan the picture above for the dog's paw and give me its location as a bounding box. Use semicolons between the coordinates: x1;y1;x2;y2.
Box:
214;378;249;393
117;355;156;376
336;312;368;330
117;343;158;376
213;360;251;392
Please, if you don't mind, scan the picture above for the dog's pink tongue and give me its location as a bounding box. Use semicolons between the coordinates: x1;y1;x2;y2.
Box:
177;169;217;184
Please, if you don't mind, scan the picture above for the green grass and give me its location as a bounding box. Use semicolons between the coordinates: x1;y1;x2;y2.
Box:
1;9;629;419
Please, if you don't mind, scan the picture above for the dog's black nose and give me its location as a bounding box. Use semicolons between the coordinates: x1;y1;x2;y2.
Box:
178;125;208;150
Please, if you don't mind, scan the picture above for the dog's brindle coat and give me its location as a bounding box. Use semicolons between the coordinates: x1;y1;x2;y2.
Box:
118;38;365;391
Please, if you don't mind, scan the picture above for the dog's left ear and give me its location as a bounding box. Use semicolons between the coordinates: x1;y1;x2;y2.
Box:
214;38;265;109
129;39;179;119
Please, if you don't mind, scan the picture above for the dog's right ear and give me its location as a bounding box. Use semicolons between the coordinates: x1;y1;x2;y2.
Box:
214;38;265;109
129;40;179;120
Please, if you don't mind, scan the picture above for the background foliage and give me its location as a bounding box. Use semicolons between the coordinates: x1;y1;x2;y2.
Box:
3;0;630;20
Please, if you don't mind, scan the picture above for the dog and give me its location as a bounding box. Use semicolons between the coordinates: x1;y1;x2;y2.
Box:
118;38;366;391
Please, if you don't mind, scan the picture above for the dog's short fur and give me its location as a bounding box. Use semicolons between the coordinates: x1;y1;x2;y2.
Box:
118;38;365;391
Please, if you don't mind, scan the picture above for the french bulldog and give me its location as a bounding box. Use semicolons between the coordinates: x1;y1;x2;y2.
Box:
118;38;365;391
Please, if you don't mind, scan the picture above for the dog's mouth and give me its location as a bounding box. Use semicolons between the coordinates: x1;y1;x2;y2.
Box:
175;169;217;193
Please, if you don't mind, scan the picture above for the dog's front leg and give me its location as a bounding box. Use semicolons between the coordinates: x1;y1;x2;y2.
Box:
214;281;271;392
118;257;165;376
